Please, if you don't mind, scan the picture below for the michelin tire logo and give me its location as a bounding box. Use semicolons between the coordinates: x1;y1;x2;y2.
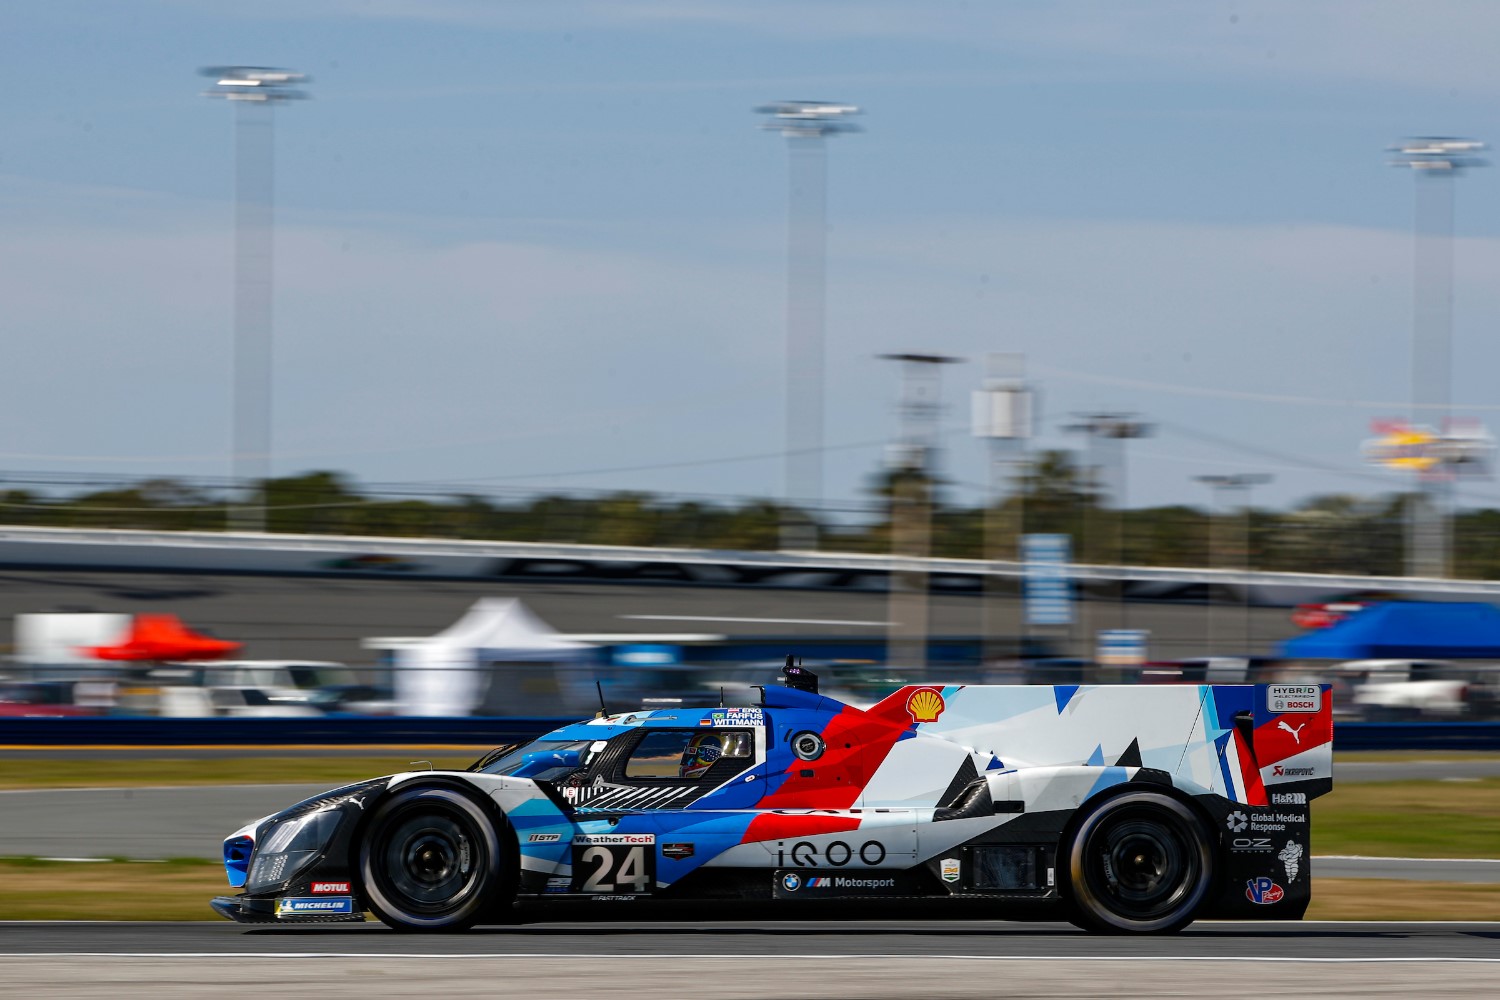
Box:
276;897;353;916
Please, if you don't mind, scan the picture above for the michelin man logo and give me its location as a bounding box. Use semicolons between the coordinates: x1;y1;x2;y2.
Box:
1226;811;1249;833
1278;840;1304;883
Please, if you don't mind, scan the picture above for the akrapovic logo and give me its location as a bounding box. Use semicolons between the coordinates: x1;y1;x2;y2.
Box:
1272;765;1316;777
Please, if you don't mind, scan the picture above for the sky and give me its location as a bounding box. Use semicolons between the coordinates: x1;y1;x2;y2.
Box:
7;1;1500;514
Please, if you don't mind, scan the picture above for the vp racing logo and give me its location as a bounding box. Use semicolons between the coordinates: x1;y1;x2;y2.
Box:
1245;877;1285;904
1226;811;1249;833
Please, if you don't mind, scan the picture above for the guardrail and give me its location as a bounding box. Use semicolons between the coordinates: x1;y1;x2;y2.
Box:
2;717;1499;751
6;523;1500;595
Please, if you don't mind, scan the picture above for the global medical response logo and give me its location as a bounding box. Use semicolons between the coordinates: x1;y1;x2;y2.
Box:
905;687;946;724
1245;877;1285;904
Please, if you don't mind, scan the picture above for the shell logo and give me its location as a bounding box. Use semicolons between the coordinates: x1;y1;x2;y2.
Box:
905;687;946;724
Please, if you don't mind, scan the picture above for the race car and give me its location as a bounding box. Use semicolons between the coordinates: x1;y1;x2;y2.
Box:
211;662;1332;934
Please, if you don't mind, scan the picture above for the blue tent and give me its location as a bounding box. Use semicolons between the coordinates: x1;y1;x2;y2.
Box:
1280;601;1500;659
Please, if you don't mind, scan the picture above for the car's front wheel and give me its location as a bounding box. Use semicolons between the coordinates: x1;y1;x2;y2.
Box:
1064;790;1213;934
360;785;509;932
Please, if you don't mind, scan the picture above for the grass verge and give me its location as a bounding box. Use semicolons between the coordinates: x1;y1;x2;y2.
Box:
1305;879;1500;921
1;860;1497;922
1315;777;1500;858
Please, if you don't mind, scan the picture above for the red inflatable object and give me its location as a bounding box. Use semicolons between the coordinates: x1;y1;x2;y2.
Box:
82;613;241;661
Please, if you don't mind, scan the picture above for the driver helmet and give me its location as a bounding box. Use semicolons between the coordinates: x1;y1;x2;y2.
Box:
679;732;724;779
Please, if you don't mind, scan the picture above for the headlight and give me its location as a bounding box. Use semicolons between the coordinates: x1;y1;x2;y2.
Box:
246;808;343;892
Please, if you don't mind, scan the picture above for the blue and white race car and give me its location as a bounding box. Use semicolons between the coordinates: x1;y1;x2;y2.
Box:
212;663;1332;934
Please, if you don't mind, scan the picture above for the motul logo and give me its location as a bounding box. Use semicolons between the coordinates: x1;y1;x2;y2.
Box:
310;881;351;894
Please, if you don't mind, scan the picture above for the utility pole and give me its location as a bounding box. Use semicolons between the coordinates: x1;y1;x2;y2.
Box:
757;101;861;551
1388;137;1486;578
1196;473;1272;656
972;353;1033;666
881;352;963;677
201;66;310;533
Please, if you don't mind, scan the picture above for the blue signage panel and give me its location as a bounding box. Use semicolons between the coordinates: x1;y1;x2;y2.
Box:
1022;533;1073;626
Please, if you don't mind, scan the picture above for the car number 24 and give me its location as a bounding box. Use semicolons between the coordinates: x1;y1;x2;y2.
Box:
572;843;656;894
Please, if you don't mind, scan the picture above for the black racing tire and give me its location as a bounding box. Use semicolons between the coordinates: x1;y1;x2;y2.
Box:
359;784;510;932
1064;790;1213;934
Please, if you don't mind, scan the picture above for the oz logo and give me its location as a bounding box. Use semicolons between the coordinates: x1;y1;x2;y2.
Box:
1226;811;1249;833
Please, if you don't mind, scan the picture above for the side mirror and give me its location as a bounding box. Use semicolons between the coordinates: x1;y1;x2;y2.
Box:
510;748;584;778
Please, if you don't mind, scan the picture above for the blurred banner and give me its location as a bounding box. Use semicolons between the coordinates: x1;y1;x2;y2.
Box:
1022;533;1073;626
1097;628;1149;666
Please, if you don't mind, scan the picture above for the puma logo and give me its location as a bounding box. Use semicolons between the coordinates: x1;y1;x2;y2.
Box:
1277;720;1307;744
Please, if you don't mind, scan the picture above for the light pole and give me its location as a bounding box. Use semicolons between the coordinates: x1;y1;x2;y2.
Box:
201;66;309;533
881;352;964;677
757;101;861;551
1063;412;1152;649
1388;137;1486;578
971;353;1033;665
1196;473;1272;655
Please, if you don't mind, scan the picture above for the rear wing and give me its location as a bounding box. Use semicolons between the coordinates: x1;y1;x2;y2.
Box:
868;682;1332;806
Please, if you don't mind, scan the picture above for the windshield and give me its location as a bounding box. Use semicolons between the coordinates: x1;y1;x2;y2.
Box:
474;739;597;776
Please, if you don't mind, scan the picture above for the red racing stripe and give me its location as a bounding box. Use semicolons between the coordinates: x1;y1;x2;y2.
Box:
740;812;863;844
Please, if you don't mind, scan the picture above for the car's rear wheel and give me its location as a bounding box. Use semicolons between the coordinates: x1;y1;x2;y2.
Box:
360;785;509;932
1064;790;1212;934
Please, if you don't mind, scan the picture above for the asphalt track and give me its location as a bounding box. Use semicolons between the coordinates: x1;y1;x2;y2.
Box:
2;781;1496;883
1;921;1498;999
6;760;1498;882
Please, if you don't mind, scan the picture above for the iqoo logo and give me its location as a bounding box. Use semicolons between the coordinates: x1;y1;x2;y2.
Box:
776;840;888;867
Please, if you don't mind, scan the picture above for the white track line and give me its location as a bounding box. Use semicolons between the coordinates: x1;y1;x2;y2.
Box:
1;953;1497;963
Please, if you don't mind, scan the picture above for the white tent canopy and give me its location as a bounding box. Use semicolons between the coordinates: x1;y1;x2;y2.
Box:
392;598;595;716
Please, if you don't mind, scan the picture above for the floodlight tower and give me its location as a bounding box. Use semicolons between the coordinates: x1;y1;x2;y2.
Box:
1195;473;1272;655
880;352;964;676
1389;137;1486;578
1063;412;1152;639
201;66;310;533
757;101;861;551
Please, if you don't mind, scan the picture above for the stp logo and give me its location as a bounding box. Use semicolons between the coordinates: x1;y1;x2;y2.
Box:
1245;877;1285;904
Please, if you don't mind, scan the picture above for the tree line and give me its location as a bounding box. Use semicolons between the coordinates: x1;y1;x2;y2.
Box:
1;452;1491;577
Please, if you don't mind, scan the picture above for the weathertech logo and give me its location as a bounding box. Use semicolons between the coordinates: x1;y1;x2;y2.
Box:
1272;765;1316;777
310;882;350;894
